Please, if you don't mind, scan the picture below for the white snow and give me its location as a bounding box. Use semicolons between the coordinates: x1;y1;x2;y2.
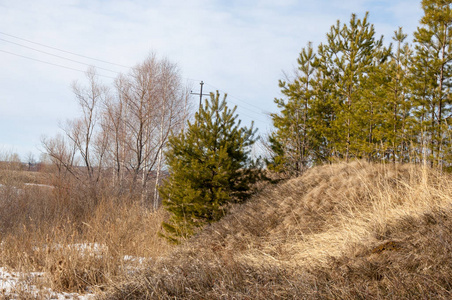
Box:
0;243;150;298
24;183;55;189
0;267;95;299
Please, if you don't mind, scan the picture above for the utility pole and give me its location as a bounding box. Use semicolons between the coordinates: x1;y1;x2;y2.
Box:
190;81;210;109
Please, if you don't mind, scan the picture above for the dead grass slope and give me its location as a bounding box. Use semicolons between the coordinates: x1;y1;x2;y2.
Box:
104;161;452;299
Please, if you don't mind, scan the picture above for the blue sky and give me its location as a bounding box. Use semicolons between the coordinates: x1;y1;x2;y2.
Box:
0;0;423;160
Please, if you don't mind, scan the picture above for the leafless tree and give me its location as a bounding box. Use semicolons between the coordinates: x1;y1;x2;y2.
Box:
43;55;192;209
113;54;190;207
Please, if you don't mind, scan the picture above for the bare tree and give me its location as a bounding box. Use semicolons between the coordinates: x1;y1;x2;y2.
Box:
42;68;109;204
68;67;108;181
151;58;190;209
101;80;127;191
42;55;191;208
42;134;77;177
113;54;190;206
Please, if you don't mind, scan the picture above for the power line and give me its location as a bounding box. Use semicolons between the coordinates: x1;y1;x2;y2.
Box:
232;109;269;125
197;82;269;124
204;82;266;111
202;83;269;121
0;38;121;74
225;100;269;123
0;49;116;79
0;31;131;68
0;32;272;125
0;32;210;85
0;46;211;87
0;47;267;122
230;100;270;120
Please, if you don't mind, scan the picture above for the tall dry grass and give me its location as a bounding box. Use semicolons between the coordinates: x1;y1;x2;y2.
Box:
0;160;173;296
103;161;452;299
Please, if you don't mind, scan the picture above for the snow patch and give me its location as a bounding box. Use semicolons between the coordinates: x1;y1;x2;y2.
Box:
0;267;94;299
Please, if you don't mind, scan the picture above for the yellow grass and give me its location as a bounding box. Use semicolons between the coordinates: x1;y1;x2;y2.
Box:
103;161;452;299
0;166;173;296
2;160;452;298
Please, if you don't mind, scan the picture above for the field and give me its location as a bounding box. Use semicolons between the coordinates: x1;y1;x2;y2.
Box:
1;161;452;299
0;161;172;299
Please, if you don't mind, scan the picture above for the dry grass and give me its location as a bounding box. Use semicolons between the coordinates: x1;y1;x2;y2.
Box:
2;160;452;298
0;164;173;296
0;203;172;293
0;169;49;185
103;161;452;299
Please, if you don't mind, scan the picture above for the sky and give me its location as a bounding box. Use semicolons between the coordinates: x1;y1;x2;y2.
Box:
0;0;423;161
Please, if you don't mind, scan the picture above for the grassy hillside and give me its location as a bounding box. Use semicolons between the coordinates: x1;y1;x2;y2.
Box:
103;161;452;299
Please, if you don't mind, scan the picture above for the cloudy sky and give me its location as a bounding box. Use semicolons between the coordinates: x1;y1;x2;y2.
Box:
0;0;423;160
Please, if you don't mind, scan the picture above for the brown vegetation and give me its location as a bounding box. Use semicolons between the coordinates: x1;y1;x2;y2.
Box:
2;160;452;298
103;161;452;299
0;161;173;297
1;54;192;297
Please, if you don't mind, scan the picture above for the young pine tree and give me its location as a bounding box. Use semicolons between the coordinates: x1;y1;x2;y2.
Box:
316;12;385;161
159;91;260;243
378;28;413;163
268;42;316;176
412;0;452;168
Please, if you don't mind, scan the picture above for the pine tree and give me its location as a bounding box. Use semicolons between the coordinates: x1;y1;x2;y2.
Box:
358;57;388;161
309;66;337;163
159;91;259;243
269;1;452;170
410;33;436;164
413;0;452;167
268;43;316;176
369;28;413;163
316;12;385;161
386;28;413;163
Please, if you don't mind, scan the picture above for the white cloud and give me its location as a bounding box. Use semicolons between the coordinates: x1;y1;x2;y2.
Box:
0;0;423;158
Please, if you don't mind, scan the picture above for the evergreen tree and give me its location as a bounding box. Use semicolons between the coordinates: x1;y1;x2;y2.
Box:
370;28;413;163
413;0;452;167
358;57;387;161
387;28;413;163
309;65;337;163
159;92;259;243
316;12;385;161
410;32;436;164
269;0;452;172
268;43;316;176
